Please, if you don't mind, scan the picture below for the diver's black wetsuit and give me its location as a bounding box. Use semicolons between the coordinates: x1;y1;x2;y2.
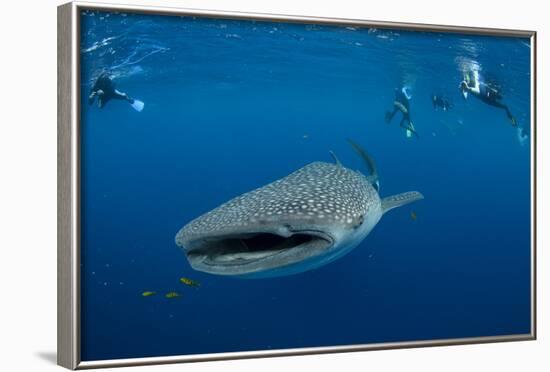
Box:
477;83;515;122
432;95;453;111
385;88;419;138
461;78;516;126
89;73;134;108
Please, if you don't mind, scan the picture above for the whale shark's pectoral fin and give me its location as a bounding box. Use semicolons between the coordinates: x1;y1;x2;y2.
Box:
381;191;424;214
329;151;342;167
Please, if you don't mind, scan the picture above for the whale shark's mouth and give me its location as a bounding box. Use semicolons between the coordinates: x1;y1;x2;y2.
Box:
182;231;333;275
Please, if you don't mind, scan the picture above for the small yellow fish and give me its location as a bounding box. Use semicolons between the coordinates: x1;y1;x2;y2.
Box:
165;292;181;299
410;211;417;221
141;291;156;297
180;277;200;288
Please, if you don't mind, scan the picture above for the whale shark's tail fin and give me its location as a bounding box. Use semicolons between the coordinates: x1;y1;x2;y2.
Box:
130;99;145;112
381;191;424;214
346;139;379;191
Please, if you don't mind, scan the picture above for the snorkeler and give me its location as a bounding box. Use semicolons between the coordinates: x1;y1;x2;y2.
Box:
88;72;144;111
432;94;453;111
385;87;420;139
459;70;516;126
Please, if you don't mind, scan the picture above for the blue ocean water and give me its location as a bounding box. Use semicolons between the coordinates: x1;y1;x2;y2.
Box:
79;10;532;361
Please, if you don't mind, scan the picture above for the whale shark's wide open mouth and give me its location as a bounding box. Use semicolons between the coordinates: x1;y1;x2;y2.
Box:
181;231;333;275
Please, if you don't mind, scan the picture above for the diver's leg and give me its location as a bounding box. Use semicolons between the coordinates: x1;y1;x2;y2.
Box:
385;107;398;123
487;100;517;126
502;105;517;126
400;118;420;139
114;89;135;104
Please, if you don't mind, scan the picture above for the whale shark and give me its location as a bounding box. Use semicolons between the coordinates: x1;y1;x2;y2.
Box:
175;141;423;278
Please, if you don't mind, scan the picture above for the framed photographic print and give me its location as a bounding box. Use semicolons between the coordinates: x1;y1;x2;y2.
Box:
57;1;536;369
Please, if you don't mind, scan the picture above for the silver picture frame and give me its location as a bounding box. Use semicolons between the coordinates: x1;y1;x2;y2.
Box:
57;1;537;369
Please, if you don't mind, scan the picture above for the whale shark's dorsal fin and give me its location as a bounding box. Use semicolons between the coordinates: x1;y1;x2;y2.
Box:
381;191;424;214
347;139;379;191
329;150;342;167
347;139;378;178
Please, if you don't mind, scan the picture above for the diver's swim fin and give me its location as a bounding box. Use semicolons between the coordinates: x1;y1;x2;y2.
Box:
517;127;529;146
405;122;420;139
130;99;145;112
381;191;424;214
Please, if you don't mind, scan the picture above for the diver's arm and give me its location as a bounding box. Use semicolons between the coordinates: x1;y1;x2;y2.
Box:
91;75;103;93
472;70;481;92
88;90;97;105
470;79;480;94
89;78;99;99
90;81;98;93
466;70;481;94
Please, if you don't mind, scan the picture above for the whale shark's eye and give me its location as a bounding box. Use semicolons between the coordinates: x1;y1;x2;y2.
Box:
353;215;364;229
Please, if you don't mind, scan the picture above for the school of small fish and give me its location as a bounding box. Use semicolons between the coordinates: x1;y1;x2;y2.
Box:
141;277;201;300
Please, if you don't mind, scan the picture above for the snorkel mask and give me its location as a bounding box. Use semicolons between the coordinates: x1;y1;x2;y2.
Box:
401;86;412;100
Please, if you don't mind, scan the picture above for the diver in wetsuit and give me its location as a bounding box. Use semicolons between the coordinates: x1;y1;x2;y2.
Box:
432;94;453;111
459;70;516;126
385;87;420;139
88;72;144;111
